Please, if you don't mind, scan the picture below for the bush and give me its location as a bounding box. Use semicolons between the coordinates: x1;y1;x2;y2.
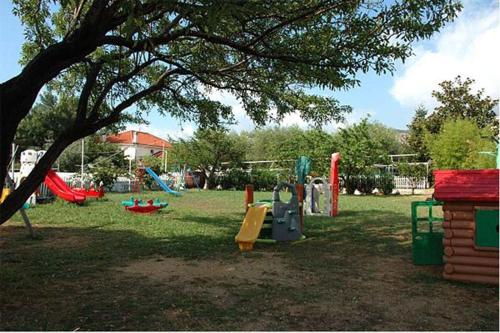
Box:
344;176;357;195
377;172;395;195
250;169;280;191
90;157;125;190
217;169;251;190
357;174;377;194
344;174;380;194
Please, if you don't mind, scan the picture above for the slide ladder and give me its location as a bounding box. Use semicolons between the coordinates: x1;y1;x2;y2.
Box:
235;206;268;251
145;167;181;196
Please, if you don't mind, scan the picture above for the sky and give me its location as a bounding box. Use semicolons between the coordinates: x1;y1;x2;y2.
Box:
1;0;498;140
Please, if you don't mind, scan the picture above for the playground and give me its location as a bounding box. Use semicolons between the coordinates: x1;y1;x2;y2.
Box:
1;191;497;331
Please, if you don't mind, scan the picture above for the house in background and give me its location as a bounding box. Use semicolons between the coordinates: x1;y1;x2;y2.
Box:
106;130;172;161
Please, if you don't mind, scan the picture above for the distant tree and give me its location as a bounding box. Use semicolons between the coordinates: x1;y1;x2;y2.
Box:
15;92;76;151
89;157;126;190
334;118;390;193
425;119;496;170
172;129;246;189
396;162;427;195
406;105;431;161
366;122;404;155
58;135;127;172
427;76;498;134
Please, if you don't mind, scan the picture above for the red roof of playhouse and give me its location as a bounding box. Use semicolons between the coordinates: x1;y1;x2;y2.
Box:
433;169;499;202
106;130;172;149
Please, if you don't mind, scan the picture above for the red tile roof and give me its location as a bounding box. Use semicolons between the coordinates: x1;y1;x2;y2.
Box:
433;169;499;202
106;130;172;149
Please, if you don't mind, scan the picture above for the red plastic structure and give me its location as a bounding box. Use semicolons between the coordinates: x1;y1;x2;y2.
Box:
125;199;162;214
329;153;341;216
434;169;499;202
71;186;105;199
44;170;86;204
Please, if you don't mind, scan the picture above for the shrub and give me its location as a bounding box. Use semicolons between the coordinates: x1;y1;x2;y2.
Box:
344;176;358;195
90;157;125;190
217;169;251;190
357;174;377;194
344;174;379;194
250;169;280;191
377;172;395;195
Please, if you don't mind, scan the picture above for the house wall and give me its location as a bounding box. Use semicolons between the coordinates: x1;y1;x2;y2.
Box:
119;145;164;160
442;201;499;285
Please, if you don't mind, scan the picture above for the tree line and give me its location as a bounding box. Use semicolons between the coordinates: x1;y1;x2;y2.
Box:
16;75;498;193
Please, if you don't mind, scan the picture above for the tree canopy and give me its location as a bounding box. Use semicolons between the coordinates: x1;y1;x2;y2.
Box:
405;76;498;162
425;119;496;170
426;76;498;134
0;0;462;222
334;118;390;183
171;129;247;189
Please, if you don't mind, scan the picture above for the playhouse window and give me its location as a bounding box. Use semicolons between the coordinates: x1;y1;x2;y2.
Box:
474;209;499;248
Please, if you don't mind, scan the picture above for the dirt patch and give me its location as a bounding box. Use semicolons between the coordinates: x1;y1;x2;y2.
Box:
281;254;498;331
118;252;294;284
41;233;90;249
117;252;300;309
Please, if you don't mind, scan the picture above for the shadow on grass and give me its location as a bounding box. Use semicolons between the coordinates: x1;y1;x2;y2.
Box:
1;203;498;331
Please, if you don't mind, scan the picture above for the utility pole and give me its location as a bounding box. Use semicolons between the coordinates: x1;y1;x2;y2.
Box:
81;138;85;187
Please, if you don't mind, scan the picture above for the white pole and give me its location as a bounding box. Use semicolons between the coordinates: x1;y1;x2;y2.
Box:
128;158;132;192
81;138;85;187
162;143;166;173
11;143;15;182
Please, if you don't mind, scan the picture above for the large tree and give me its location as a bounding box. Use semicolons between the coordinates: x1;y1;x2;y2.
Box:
406;105;430;161
172;129;246;188
0;0;461;222
426;76;499;134
425;119;496;170
334;118;390;189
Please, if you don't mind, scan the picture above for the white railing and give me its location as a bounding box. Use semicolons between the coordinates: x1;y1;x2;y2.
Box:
393;176;428;189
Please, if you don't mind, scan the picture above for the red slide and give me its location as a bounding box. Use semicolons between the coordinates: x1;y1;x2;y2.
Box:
44;170;86;204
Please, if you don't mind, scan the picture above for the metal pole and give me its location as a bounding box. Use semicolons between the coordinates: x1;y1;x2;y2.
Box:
11;143;15;182
81;138;85;187
128;158;132;192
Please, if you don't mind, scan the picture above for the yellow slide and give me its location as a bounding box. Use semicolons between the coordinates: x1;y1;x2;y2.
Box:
235;206;268;252
0;188;10;204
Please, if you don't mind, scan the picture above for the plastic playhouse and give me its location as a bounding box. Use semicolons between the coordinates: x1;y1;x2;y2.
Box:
412;169;499;284
235;182;304;251
304;153;340;217
122;197;168;214
434;169;498;284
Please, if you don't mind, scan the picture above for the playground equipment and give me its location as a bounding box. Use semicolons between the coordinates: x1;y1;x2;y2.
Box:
44;170;86;204
145;167;182;196
71;181;105;199
17;149;46;206
235;182;304;251
0;188;30;210
132;167;145;193
121;196;168;207
417;169;499;285
411;200;444;265
303;153;341;217
124;198;168;214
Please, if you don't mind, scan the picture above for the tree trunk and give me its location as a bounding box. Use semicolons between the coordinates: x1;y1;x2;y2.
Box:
207;168;217;189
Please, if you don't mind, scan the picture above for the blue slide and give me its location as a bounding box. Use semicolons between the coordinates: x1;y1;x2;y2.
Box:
145;167;182;196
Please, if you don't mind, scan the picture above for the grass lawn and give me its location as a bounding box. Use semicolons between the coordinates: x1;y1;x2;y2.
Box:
1;190;498;330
